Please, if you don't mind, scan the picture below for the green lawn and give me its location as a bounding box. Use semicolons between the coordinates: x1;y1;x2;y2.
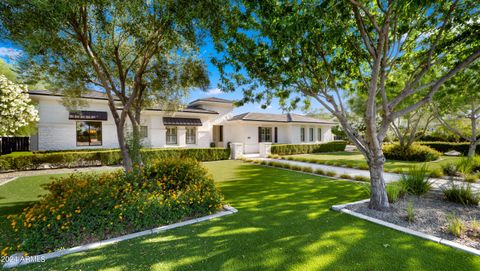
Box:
283;151;460;174
1;161;478;270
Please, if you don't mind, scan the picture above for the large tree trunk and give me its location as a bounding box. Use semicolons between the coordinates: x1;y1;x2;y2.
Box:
367;152;390;211
467;140;478;159
116;121;133;171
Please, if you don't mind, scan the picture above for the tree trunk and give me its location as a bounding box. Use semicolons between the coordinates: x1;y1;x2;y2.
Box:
116;121;133;171
467;140;478;159
367;153;390;211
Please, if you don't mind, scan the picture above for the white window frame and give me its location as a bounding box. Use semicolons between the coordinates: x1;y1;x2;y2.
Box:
300;127;306;142
140;125;148;138
309;127;314;142
186;127;197;144
317;127;322;141
259;127;272;142
166;127;177;145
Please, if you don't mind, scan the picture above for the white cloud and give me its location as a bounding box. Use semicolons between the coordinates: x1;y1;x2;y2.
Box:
0;47;22;59
207;88;223;95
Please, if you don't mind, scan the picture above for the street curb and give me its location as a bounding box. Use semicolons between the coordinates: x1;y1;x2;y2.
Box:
3;205;238;269
331;200;480;256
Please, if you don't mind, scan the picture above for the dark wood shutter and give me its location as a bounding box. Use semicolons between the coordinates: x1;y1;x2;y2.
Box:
274;127;278;143
258;127;261;142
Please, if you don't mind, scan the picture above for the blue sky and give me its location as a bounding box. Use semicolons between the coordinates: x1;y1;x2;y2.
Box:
0;39;313;115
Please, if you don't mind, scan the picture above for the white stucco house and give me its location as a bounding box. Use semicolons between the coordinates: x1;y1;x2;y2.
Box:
28;90;337;154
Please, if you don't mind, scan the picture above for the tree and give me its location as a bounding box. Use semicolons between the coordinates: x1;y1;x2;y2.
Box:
212;1;480;210
432;62;480;158
0;75;39;136
0;59;16;81
0;0;211;170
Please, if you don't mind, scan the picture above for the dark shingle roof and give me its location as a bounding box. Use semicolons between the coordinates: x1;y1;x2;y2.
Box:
189;97;234;105
163;117;202;126
229;112;337;125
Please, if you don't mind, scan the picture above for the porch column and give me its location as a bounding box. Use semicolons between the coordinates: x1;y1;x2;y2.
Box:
259;142;272;158
230;142;244;159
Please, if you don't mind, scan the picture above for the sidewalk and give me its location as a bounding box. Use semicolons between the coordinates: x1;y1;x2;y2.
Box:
260;158;480;192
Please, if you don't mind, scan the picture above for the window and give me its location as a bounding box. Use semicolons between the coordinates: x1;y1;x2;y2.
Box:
186;127;196;144
309;127;314;142
317;128;322;141
219;126;223;142
166;127;177;145
274;127;278;143
259;127;272;142
140;126;148;138
300;127;306;142
76;121;102;146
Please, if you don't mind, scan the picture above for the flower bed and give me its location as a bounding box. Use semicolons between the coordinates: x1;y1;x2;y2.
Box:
1;158;223;256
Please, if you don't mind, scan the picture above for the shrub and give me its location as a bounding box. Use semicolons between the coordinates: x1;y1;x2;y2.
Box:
456;157;475;174
302;167;314;173
270;141;347;155
291;165;302;171
447;213;466;237
383;143;441;162
386;182;407;203
400;164;432;196
315;169;325;175
354;175;370;182
406;201;415;222
419;142;480;156
0;148;231;171
443;183;479;206
442;162;459;176
339;174;351;179
472;219;479;237
429;169;443;178
3;158;222;255
325;171;337;177
464;174;478;183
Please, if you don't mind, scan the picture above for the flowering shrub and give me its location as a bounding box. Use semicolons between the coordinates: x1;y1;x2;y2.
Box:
0;75;39;136
2;158;222;255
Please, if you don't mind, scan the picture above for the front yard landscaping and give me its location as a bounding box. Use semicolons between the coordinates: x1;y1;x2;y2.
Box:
0;161;478;270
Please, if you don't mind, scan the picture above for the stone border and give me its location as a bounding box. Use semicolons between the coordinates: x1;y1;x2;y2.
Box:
3;205;238;269
331;200;480;256
0;176;18;186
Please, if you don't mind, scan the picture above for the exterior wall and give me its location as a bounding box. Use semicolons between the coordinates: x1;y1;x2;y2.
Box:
289;124;335;144
31;96;228;151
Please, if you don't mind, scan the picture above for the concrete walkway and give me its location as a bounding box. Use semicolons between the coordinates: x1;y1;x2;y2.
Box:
0;166;122;186
260;158;480;192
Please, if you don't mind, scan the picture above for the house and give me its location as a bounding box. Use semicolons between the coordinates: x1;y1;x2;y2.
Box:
28;90;337;154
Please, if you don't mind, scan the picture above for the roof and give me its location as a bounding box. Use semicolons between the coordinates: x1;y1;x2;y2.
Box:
30;90;219;115
163;117;202;126
229;112;337;125
188;97;234;105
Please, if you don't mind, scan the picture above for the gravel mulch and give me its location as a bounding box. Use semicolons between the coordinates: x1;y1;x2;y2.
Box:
346;193;480;250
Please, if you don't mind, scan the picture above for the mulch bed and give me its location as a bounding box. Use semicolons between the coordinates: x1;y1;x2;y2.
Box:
345;192;480;250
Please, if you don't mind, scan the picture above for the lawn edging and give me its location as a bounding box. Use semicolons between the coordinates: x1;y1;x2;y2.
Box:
331;201;480;256
3;205;238;269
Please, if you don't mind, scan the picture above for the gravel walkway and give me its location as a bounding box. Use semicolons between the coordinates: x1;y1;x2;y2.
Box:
0;166;122;186
259;158;480;192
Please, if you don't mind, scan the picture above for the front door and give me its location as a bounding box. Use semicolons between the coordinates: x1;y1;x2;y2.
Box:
212;125;224;147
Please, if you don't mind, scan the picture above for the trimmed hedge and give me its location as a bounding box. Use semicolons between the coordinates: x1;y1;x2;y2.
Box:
418;141;479;156
383;143;441;162
270;141;347;155
3;158;223;255
0;148;230;171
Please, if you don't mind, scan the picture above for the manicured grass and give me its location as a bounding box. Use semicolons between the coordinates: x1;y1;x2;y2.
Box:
0;161;474;270
284;151;460;174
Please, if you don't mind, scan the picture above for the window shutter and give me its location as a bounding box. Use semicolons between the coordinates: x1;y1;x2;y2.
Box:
258;127;261;142
274;127;278;143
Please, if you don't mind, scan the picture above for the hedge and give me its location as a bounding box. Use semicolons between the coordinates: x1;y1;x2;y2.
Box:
0;148;230;171
270;141;347;155
2;158;223;255
383;143;441;162
418;142;479;156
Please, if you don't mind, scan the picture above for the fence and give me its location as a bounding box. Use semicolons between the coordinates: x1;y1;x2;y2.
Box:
0;137;30;155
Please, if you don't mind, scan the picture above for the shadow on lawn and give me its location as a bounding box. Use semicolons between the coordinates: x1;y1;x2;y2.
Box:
20;162;480;271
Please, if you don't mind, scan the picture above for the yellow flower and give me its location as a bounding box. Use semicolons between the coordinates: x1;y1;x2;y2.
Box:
56;215;61;220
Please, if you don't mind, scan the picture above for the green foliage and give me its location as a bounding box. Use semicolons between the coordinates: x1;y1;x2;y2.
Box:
339;174;351;179
0;148;230;171
429;169;443;178
354;176;370;182
443;183;479;206
325;171;336;177
383;144;441;162
406;201;415;222
3;158;222;255
419;142;480;156
386;183;407;203
314;169;325;175
400;164;432;196
464;174;479;183
271;141;347;155
442;162;460;176
447;213;466;238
